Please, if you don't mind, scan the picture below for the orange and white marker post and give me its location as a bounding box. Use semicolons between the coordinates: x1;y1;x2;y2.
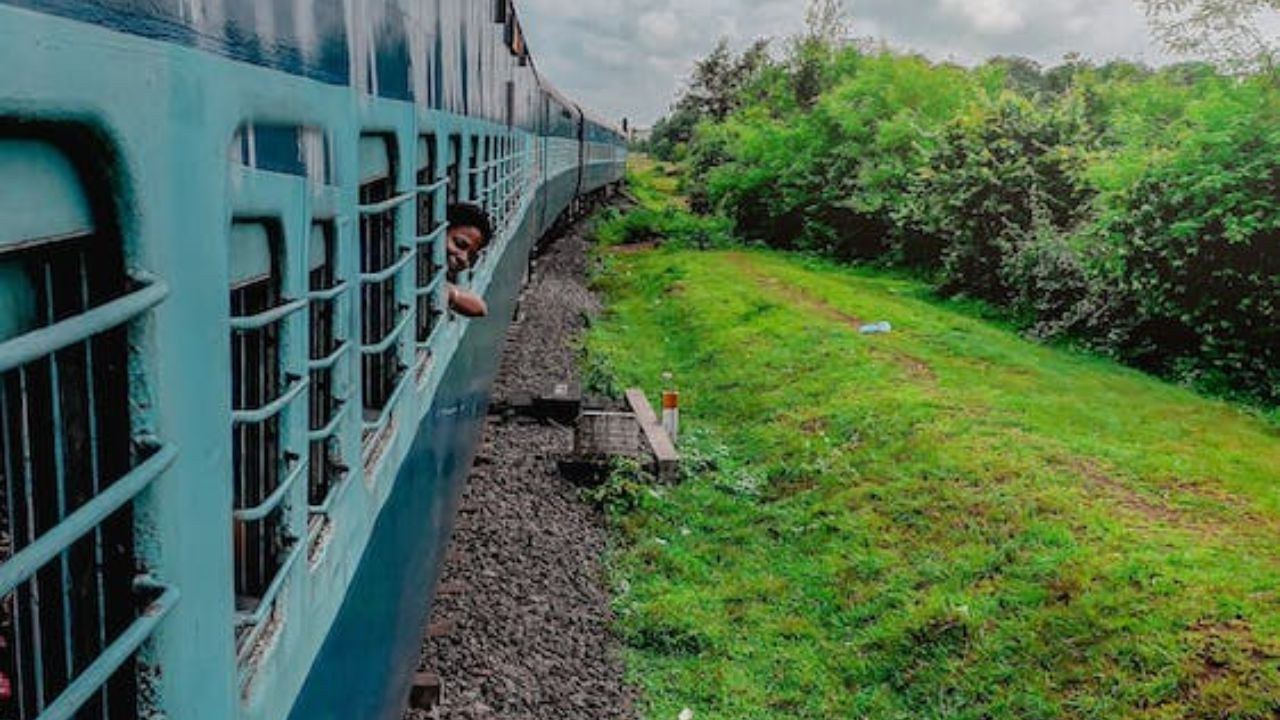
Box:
661;372;680;443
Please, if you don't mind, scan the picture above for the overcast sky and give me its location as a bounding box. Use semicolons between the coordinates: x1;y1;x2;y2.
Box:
517;0;1174;126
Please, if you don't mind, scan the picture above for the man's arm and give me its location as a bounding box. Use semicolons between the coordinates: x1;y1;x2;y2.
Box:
448;284;489;318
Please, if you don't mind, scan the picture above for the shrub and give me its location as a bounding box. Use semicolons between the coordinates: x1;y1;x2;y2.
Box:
657;41;1279;407
1101;88;1280;402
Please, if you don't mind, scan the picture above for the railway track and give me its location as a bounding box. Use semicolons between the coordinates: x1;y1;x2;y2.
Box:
404;211;637;720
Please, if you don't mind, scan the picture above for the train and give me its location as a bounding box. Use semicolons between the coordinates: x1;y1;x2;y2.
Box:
0;2;626;719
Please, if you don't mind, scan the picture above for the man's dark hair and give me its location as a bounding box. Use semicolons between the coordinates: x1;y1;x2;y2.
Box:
447;203;494;243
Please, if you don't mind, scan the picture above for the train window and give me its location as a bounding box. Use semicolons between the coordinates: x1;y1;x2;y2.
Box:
228;220;304;654
500;135;511;221
468;136;481;203
416;136;444;351
0;137;173;720
483;136;494;218
416;135;438;237
307;221;347;513
358;135;410;455
447;134;462;206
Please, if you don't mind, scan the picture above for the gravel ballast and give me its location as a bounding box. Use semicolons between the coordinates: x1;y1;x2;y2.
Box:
404;217;638;720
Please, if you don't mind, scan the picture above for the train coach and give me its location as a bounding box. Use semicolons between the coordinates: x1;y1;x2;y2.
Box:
0;2;625;719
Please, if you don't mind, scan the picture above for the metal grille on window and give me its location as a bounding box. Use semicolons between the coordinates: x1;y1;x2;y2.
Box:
307;222;349;513
415;136;446;353
468;136;481;204
358;135;413;447
447;135;462;206
504;136;516;223
486;136;498;224
228;221;306;657
0;137;177;720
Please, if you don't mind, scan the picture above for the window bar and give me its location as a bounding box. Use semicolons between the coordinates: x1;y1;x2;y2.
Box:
309;341;351;372
0;280;168;374
76;260;111;718
38;263;77;689
417;224;447;247
17;369;46;714
362;312;412;357
361;368;412;437
36;578;179;720
230;378;308;427
229;298;308;332
417;178;448;194
413;273;446;299
358;249;414;285
308;281;349;304
308;403;350;444
234;542;303;665
357;192;416;216
415;312;447;353
307;225;347;521
0;445;177;598
234;457;306;523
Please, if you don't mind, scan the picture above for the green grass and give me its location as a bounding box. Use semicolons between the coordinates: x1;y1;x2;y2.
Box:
625;154;687;211
594;156;733;251
587;243;1280;719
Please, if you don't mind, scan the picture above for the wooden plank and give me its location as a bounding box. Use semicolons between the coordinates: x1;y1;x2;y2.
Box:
626;388;660;426
625;389;680;483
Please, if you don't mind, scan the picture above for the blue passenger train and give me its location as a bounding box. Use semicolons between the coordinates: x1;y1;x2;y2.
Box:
0;2;626;718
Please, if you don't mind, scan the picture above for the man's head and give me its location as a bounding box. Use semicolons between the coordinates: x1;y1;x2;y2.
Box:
446;203;494;276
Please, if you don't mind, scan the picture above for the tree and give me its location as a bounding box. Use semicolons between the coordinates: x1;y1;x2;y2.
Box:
804;0;850;47
679;37;774;122
984;56;1049;96
1140;0;1280;71
791;0;851;107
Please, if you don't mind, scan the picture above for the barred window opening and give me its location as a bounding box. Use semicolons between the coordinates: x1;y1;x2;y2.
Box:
0;231;139;720
447;135;462;206
416;136;442;346
229;223;291;626
468;136;480;203
359;141;405;423
308;223;344;508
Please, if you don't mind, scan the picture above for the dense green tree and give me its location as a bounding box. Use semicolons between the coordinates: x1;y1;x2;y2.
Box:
658;20;1280;404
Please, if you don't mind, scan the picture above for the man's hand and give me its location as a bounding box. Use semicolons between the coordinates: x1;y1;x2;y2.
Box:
448;284;489;318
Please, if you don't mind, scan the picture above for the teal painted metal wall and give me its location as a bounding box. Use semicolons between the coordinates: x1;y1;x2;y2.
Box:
0;4;624;719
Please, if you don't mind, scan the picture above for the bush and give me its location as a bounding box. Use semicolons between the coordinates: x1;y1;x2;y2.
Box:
597;206;734;251
1101;88;1280;402
907;93;1095;302
657;40;1280;407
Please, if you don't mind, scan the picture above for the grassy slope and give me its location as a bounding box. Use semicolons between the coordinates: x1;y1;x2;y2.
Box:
587;242;1280;719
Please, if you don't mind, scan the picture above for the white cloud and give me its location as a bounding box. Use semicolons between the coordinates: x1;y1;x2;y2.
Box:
941;0;1026;34
638;10;682;49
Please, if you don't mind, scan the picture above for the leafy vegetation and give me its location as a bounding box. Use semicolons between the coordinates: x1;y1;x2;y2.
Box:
588;238;1280;719
654;23;1279;407
595;156;734;251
